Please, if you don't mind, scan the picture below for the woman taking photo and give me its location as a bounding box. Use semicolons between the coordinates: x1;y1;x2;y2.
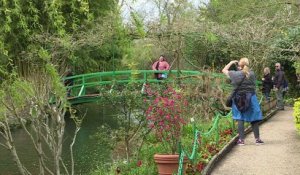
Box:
222;58;264;145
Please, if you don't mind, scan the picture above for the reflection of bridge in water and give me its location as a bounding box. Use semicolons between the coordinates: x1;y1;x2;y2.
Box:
63;70;229;105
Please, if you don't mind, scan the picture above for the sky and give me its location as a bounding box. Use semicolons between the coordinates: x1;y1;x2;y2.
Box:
120;0;159;23
120;0;208;23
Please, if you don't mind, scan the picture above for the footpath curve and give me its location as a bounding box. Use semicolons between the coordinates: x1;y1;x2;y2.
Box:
211;107;300;175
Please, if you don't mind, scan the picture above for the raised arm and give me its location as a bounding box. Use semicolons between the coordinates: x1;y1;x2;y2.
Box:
222;60;238;78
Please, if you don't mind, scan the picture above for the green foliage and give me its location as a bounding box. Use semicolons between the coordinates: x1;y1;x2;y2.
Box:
121;41;154;70
0;63;66;117
294;61;300;74
293;98;300;134
45;63;67;102
101;83;149;163
130;12;146;38
0;78;35;121
0;89;7;121
0;0;124;75
270;25;300;61
9;80;34;108
202;0;288;24
103;134;163;175
183;32;230;70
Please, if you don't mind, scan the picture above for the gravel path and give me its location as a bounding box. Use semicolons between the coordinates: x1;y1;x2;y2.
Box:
211;107;300;175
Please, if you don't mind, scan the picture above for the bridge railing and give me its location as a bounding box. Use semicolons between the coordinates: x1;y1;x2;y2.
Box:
63;69;263;106
63;70;229;98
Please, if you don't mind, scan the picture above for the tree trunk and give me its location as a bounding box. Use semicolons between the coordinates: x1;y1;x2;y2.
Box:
3;119;29;175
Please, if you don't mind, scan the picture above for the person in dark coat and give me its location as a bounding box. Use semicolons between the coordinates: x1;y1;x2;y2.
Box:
273;63;285;110
64;69;74;97
262;67;273;102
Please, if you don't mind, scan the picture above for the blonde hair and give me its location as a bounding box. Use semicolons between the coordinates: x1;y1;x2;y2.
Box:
264;67;270;75
239;57;250;78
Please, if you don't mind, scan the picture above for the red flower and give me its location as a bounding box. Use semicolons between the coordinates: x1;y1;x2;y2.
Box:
196;162;205;172
137;160;142;167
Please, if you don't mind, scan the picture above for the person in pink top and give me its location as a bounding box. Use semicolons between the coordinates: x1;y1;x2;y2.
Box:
152;55;170;80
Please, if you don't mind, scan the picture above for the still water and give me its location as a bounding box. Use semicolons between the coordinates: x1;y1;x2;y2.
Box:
0;103;118;175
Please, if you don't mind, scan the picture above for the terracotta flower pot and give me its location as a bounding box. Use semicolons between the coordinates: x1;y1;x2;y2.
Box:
154;154;188;175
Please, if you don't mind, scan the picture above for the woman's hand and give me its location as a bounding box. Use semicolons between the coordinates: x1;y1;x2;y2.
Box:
222;60;238;77
230;60;238;65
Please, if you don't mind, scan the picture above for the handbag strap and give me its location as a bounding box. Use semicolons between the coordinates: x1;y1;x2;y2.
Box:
155;61;160;70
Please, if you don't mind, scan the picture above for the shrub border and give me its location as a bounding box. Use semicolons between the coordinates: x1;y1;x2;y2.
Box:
201;108;279;175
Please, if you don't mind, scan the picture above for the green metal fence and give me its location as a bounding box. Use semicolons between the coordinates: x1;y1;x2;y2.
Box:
177;111;232;175
177;96;276;175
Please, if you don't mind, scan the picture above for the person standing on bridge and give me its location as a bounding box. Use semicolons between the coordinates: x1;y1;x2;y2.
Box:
152;55;170;80
222;58;264;146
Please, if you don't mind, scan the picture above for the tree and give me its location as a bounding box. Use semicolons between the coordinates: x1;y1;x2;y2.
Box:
102;83;150;162
0;64;83;175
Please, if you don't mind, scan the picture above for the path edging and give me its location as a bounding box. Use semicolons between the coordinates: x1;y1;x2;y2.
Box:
201;109;279;175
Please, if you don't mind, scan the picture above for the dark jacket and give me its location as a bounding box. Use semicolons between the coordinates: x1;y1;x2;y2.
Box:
273;70;285;89
262;73;273;93
64;71;74;86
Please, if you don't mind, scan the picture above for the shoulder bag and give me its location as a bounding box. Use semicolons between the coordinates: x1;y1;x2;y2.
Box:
225;75;246;107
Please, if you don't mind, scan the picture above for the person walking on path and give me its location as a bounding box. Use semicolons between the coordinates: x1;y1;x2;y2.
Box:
222;58;264;145
262;67;273;102
273;63;285;110
152;55;170;80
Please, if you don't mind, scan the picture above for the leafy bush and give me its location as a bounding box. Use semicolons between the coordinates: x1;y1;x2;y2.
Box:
293;98;300;134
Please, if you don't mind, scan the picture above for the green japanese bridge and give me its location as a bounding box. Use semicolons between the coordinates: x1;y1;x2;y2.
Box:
64;70;229;105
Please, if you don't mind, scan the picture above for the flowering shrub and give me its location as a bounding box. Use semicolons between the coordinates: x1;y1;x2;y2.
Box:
145;86;188;154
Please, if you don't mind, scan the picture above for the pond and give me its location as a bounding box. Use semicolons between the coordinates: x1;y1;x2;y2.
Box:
0;103;118;175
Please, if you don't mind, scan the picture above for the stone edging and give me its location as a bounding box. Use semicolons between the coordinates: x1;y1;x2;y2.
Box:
201;109;279;175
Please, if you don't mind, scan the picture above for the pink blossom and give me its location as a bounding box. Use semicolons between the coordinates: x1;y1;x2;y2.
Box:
145;85;188;154
149;123;154;128
165;114;171;120
169;100;174;106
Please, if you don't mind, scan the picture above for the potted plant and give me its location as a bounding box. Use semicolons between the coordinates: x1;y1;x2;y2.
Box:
145;86;189;175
